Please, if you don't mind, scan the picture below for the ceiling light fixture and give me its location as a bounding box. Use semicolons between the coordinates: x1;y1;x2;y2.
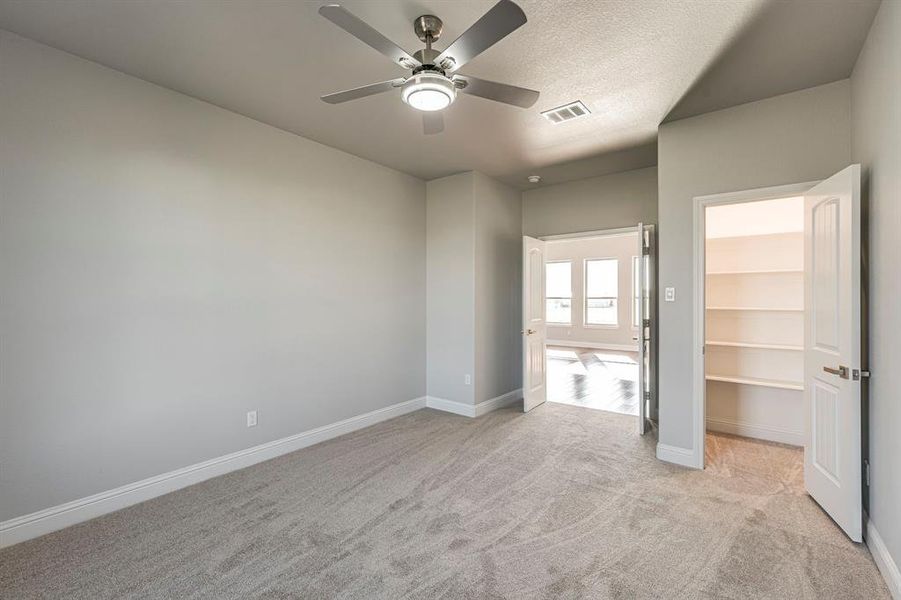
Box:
527;175;541;184
401;72;456;112
319;2;540;133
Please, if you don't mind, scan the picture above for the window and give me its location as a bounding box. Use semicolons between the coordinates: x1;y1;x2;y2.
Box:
545;261;572;324
632;256;641;328
632;255;650;328
585;258;618;325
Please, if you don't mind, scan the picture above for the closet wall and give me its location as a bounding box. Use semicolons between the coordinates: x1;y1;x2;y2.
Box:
704;197;804;445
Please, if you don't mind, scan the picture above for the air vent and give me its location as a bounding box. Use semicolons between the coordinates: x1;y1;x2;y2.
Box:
540;100;591;124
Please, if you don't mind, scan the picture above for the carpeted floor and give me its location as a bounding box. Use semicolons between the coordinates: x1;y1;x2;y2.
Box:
0;403;890;599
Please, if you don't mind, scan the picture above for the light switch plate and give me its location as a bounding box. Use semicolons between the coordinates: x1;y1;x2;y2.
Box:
665;287;676;302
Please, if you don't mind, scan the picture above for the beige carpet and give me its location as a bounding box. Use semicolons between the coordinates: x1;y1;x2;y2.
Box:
0;403;890;599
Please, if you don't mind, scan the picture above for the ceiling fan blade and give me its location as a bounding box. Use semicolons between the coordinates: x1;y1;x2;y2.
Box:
321;78;405;104
423;112;444;135
455;75;539;108
319;4;420;69
434;0;527;73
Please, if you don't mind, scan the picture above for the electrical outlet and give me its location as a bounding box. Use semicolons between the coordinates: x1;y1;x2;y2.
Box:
665;287;676;302
246;410;258;427
464;374;471;385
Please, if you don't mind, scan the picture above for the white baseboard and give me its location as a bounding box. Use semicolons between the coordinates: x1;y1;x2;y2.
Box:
427;388;522;418
426;396;474;417
706;416;803;447
868;520;901;600
656;443;701;469
546;340;638;352
0;396;427;549
474;388;523;416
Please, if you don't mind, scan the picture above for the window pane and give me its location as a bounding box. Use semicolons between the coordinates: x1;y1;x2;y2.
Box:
546;298;571;323
586;259;618;297
632;256;641;328
586;298;617;325
643;255;651;318
546;262;571;298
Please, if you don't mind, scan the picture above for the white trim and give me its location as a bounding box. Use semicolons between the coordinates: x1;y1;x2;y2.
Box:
0;396;427;549
542;226;641;242
426;389;523;418
868;520;901;600
655;443;700;469
475;389;523;416
546;340;638;352
426;396;474;417
692;180;819;471
706;417;803;446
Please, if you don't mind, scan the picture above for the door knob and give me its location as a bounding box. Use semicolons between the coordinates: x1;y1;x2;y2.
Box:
823;365;849;379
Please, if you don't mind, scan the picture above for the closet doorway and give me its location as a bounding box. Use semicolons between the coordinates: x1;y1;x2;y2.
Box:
694;167;865;542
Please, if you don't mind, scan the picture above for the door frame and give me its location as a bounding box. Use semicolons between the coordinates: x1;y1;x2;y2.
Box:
691;181;819;469
542;225;641;242
536;223;658;430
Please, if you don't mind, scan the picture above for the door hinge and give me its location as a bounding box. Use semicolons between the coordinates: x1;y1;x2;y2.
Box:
642;245;650;256
644;391;651;401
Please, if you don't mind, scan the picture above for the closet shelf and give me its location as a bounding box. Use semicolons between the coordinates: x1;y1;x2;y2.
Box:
706;374;804;391
706;306;803;312
706;268;803;275
705;340;803;351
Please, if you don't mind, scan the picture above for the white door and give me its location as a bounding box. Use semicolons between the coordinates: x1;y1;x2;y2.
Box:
637;223;648;434
803;164;862;542
522;236;547;412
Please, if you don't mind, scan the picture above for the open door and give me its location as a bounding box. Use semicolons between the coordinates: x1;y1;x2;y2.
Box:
803;164;863;542
637;223;649;434
522;236;547;412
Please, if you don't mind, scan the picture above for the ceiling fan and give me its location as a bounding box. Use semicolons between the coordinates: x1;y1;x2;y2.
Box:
318;0;540;134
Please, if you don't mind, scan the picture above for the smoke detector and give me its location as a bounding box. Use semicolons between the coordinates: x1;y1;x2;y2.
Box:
527;175;541;184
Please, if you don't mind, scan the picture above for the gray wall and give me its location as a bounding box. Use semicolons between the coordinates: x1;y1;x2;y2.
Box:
0;32;426;522
851;0;901;575
522;167;657;237
426;171;522;406
473;173;522;403
426;173;475;405
657;80;851;452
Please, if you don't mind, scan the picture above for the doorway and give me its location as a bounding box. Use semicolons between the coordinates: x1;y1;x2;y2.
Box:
693;167;864;542
522;224;657;435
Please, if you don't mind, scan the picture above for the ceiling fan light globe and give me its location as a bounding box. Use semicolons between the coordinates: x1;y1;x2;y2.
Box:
401;72;456;112
407;88;452;111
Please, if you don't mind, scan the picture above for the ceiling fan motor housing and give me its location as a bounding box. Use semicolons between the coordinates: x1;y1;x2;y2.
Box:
412;48;442;68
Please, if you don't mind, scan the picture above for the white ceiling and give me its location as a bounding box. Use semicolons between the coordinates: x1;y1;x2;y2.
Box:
0;0;880;188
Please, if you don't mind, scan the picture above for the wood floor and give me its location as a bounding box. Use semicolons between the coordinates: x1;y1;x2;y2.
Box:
547;345;639;415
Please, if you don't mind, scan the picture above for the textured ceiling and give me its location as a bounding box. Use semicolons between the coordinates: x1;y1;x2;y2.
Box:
0;0;881;188
667;0;880;122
